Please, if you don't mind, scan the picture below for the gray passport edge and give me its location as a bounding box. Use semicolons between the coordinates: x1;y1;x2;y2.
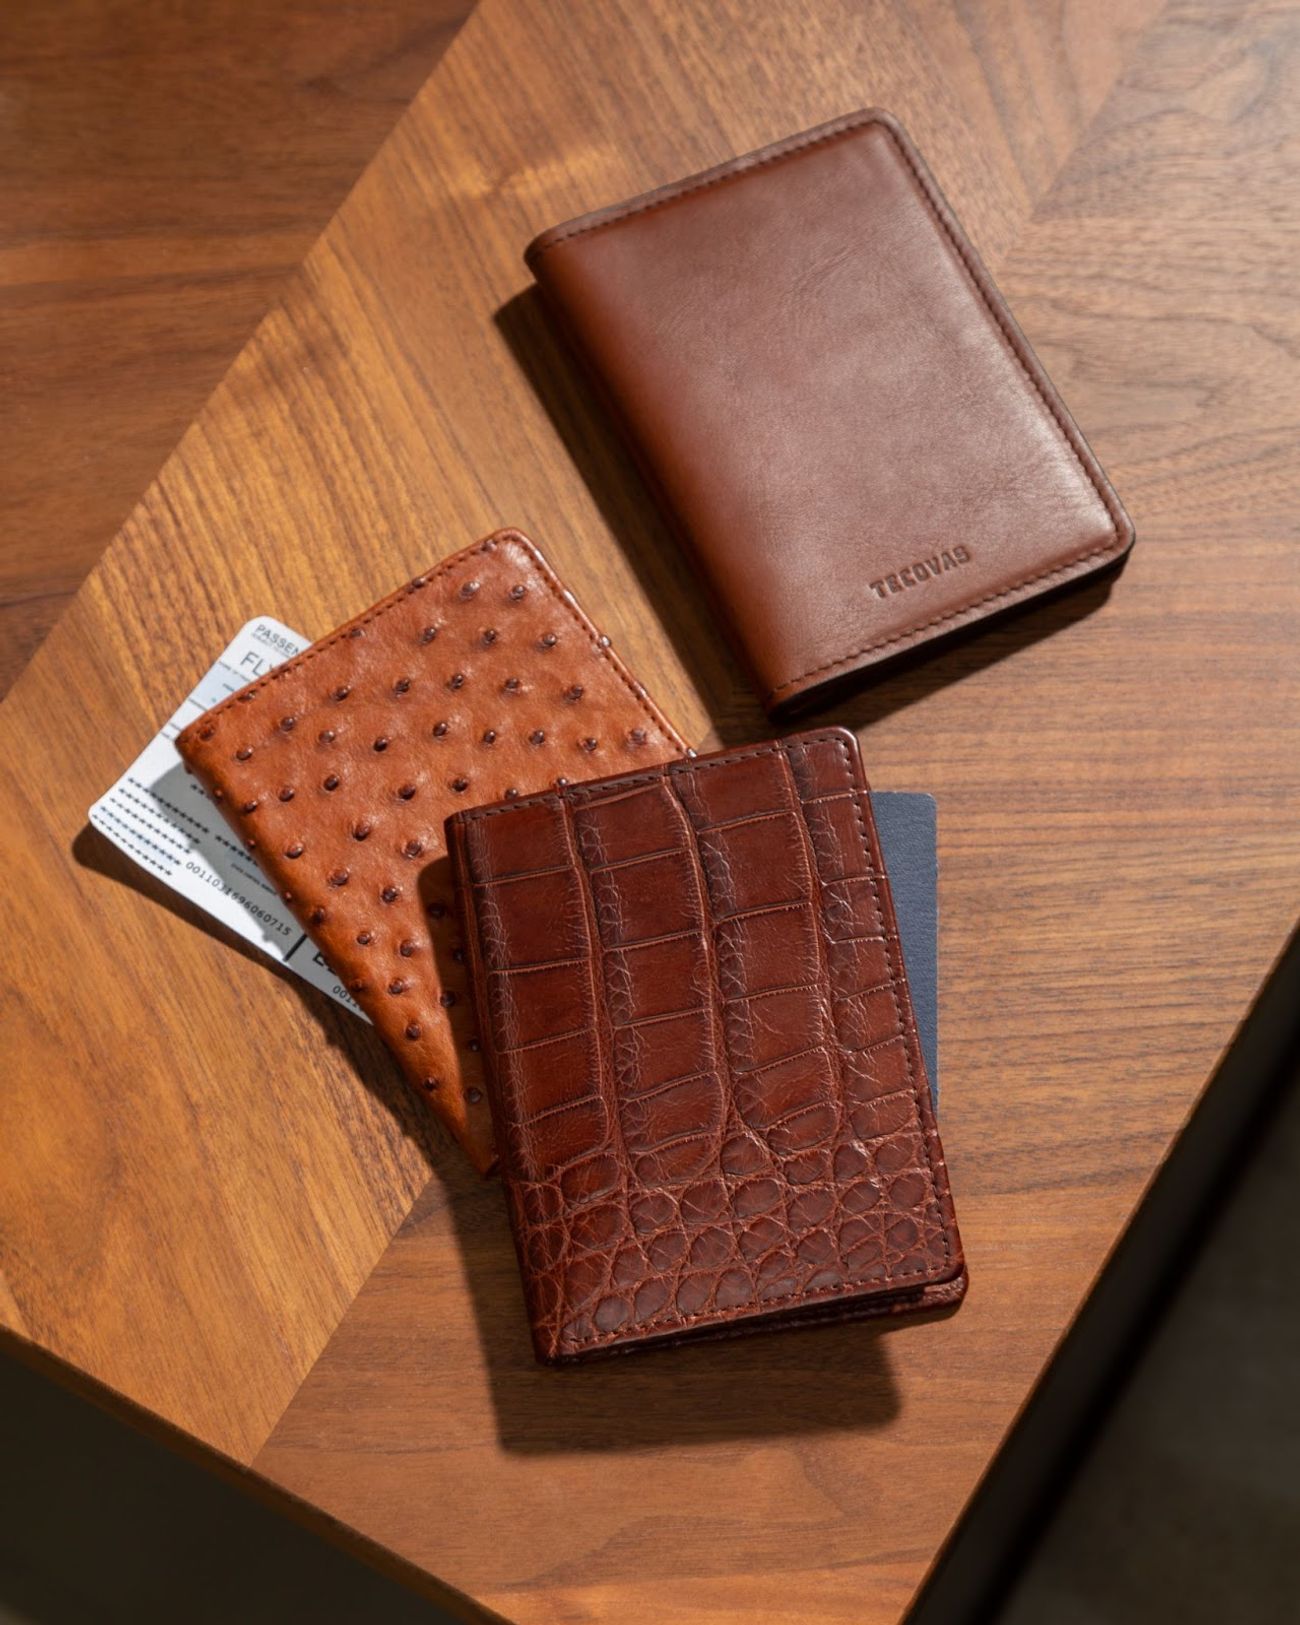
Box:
869;792;938;1109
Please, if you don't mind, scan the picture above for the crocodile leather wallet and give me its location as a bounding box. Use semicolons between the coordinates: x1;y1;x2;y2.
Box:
526;109;1135;716
447;727;966;1362
176;528;688;1173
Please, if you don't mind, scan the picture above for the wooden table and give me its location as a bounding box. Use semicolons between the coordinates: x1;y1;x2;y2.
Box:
0;0;468;695
3;1;1297;1619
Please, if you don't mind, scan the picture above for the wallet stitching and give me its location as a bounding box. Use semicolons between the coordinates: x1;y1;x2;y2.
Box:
528;111;879;260
527;112;1128;705
454;738;822;826
552;1269;967;1361
828;731;952;1275
463;731;957;1355
768;538;1125;705
771;127;1129;698
174;529;687;753
552;1266;956;1356
557;790;632;1180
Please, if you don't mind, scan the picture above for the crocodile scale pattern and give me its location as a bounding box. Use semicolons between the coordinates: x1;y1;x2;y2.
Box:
175;529;688;1173
448;728;966;1362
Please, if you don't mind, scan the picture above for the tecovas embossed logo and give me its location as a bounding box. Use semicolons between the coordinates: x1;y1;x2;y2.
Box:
869;545;973;599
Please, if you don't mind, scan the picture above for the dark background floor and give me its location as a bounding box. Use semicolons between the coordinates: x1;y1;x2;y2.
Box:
0;1350;458;1624
998;1041;1300;1625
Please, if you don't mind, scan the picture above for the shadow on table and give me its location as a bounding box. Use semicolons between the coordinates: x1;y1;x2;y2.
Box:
494;287;1120;749
440;1159;961;1454
71;821;442;1177
72;812;925;1459
494;287;753;744
0;1340;460;1625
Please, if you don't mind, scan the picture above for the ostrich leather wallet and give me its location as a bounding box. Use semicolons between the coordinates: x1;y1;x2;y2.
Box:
175;529;688;1173
526;109;1135;716
447;727;966;1362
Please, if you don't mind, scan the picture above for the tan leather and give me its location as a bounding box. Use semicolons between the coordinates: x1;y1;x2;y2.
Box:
176;529;688;1172
448;727;965;1362
526;110;1135;715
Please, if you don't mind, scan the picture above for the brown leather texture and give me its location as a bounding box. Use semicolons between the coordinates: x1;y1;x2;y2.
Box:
448;726;966;1363
175;528;688;1173
526;109;1135;716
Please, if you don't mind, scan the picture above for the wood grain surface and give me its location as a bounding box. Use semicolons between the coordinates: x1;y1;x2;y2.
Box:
3;0;1299;1619
0;0;469;694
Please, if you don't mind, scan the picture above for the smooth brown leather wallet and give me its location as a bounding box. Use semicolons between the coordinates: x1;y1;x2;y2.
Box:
447;726;966;1362
526;110;1135;716
176;529;688;1173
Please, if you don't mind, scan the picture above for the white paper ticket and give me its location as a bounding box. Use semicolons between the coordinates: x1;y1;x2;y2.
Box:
88;617;367;1020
